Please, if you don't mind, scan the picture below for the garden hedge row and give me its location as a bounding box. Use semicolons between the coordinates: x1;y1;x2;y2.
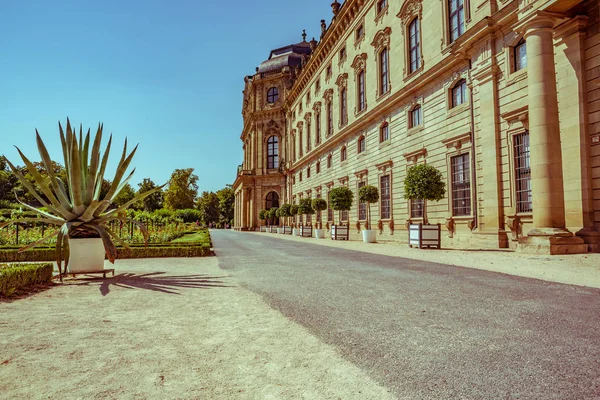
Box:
0;263;54;297
0;243;213;262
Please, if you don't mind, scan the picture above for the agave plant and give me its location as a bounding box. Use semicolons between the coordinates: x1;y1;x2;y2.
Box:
0;119;163;278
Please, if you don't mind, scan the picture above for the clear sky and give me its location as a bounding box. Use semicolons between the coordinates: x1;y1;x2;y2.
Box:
0;0;335;193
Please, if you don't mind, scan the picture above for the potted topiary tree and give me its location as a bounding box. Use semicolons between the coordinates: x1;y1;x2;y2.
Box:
311;198;327;239
279;203;292;234
290;204;299;236
0;119;162;279
298;198;314;237
358;185;379;243
258;209;268;232
269;207;279;233
403;164;446;249
329;187;353;240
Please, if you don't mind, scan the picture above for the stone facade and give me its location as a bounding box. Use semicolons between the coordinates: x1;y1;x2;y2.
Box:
233;0;600;254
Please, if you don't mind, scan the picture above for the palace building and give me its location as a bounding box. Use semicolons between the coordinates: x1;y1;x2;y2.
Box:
233;0;600;254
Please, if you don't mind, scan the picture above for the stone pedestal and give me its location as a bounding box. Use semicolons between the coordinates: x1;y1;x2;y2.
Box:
517;232;588;255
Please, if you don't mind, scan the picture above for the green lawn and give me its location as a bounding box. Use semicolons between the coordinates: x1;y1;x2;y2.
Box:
170;229;212;245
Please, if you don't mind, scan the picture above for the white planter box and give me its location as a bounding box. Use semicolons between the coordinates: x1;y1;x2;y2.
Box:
292;228;299;236
300;225;313;238
315;229;325;239
68;238;105;273
260;226;267;232
362;229;377;243
409;223;441;249
282;226;293;234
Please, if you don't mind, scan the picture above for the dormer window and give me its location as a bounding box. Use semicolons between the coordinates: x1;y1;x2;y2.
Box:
267;87;279;104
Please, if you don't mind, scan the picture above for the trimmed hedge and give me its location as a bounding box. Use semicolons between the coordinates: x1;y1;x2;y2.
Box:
0;243;213;262
0;263;54;297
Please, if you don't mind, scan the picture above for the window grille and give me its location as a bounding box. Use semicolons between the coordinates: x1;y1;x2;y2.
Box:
514;131;532;213
380;175;391;219
411;198;424;218
451;154;471;216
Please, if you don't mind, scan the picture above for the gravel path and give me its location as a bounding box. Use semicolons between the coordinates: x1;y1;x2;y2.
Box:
0;257;393;399
213;229;600;400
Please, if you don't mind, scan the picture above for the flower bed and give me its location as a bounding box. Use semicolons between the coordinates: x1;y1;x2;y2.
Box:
0;263;54;297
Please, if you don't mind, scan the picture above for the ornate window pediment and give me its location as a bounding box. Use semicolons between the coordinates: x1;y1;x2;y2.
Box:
351;53;368;74
323;88;334;102
335;73;349;89
371;27;392;54
304;112;312;122
296;121;304;129
313;101;322;114
397;0;422;26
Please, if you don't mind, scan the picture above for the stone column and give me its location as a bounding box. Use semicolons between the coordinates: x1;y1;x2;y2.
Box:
517;13;586;254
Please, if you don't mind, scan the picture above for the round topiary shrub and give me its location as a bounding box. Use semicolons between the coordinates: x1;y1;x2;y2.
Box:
311;198;327;213
269;207;279;221
290;204;299;216
258;209;268;222
298;198;315;216
403;164;446;224
358;185;379;227
279;204;292;218
329;187;353;225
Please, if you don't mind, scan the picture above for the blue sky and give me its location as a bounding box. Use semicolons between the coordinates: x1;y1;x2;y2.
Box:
0;0;334;193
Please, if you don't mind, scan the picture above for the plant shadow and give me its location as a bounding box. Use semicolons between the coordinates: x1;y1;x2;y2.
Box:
70;272;232;296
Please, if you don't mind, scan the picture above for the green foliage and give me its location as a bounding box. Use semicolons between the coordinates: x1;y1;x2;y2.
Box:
196;191;219;225
137;178;164;211
113;183;137;208
311;198;327;212
269;207;279;219
358;185;379;204
216;185;234;226
290;204;299;216
259;209;268;221
169;229;212;245
164;168;199;210
329;187;353;211
0;263;53;297
279;204;292;218
275;208;282;218
173;209;203;223
1;119;163;275
403;164;446;202
298;198;315;215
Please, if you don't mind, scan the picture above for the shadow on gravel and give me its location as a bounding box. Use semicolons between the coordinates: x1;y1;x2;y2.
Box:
71;272;232;296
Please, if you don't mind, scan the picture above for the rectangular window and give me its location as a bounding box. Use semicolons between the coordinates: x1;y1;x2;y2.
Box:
409;18;421;73
327;191;333;222
299;129;303;157
356;25;364;41
326;64;332;78
340;46;346;62
410;106;422;128
411;198;424;218
315;79;320;92
380;175;391;219
341;88;348;126
380;123;389;142
341;209;349;222
299;172;303;182
358;71;366;111
514;131;532;213
307;167;311;179
327;102;333;136
514;40;527;71
358;181;366;220
316;113;321;144
307;122;311;152
380;49;389;94
449;0;465;43
451;154;471;216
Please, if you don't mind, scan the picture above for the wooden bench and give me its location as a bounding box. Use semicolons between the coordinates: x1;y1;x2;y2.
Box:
331;225;349;240
300;225;313;238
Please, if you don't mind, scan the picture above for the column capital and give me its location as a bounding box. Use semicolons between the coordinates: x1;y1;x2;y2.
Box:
515;10;566;36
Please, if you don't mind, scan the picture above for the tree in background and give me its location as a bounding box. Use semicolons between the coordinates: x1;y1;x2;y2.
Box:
196;191;220;226
0;156;19;203
113;183;137;208
164;168;198;210
137;178;164;211
216;185;234;226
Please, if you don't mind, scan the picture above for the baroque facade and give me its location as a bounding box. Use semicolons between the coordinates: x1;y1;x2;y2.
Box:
233;0;600;254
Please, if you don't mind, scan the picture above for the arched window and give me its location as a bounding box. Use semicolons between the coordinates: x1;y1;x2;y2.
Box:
267;136;279;169
451;79;467;108
409;18;421;73
379;48;389;94
380;122;389;143
358;136;366;154
514;38;527;71
265;192;279;209
341;146;347;162
267;87;279;103
340;88;348;126
410;105;422;128
448;0;465;43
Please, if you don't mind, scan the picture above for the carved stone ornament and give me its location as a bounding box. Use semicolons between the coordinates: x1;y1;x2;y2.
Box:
371;27;392;54
445;217;455;238
355;220;361;232
377;219;384;234
313;101;322;114
267;120;279;129
335;73;349;89
467;219;476;231
296;121;304;129
351;53;368;74
397;0;422;26
389;219;394;235
304;112;312;122
323;88;334;102
506;215;521;241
